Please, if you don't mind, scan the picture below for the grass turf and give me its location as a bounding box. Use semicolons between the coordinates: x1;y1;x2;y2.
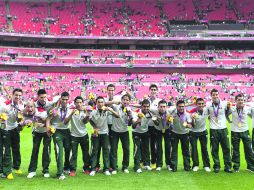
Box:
1;119;254;190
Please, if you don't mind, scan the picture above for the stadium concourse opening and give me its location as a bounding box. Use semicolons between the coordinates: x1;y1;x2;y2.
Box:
0;1;254;190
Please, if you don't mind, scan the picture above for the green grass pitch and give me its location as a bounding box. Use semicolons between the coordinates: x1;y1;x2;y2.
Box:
1;119;254;190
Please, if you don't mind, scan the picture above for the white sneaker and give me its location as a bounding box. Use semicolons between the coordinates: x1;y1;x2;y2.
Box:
104;171;111;176
204;167;211;172
123;169;129;174
27;172;36;179
193;166;199;172
64;170;70;175
144;165;152;171
44;173;50;178
89;171;96;176
59;174;66;180
166;165;172;171
136;169;142;173
111;170;117;175
156;167;162;171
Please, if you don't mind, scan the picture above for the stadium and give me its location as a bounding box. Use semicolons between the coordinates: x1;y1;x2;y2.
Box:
0;0;254;190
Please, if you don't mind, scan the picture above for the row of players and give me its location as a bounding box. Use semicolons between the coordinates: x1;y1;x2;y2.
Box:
0;84;254;180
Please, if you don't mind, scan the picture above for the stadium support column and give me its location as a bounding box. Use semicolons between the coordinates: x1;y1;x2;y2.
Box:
86;0;91;13
45;1;51;35
85;0;91;36
47;1;51;17
157;0;170;36
4;0;13;32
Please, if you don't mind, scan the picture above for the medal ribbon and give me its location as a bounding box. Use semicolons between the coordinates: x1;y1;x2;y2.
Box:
177;112;186;123
60;108;67;121
161;112;166;127
212;101;220;118
237;108;243;123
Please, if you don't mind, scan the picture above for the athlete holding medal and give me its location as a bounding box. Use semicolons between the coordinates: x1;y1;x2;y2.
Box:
227;94;254;172
189;98;211;172
205;89;232;173
50;92;71;180
151;100;173;171
170;100;192;172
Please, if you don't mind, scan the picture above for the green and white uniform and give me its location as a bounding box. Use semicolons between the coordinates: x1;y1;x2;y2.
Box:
0;100;24;176
148;97;161;165
171;108;191;171
90;109;110;172
110;105;133;171
152;108;172;168
68;110;90;172
189;108;210;168
132;111;152;171
230;106;254;171
51;106;71;176
28;100;55;174
205;101;232;170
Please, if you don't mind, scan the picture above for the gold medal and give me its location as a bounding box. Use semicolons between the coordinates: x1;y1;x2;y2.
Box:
162;129;165;134
238;122;242;128
183;122;187;127
215;118;218;123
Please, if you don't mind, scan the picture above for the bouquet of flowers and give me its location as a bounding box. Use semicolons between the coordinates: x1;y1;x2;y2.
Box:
23;119;33;128
17;113;24;123
166;115;173;123
138;112;145;119
123;107;131;113
50;126;56;134
192;96;197;104
0;113;7;129
192;113;199;120
48;108;58;117
0;113;8;121
227;101;232;108
75;110;80;115
92;129;98;137
88;93;95;100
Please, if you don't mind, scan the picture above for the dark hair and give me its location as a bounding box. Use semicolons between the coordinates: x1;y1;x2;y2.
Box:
74;96;83;103
235;93;244;101
37;89;47;96
96;96;104;102
210;88;219;96
176;100;185;106
61;91;69;98
13;88;23;95
121;94;131;101
107;84;115;90
141;99;150;106
158;100;167;106
196;98;204;104
149;84;158;90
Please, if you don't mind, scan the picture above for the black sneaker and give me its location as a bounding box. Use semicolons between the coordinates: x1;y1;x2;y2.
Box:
224;169;233;173
214;168;220;173
172;168;177;172
184;167;191;172
234;168;240;173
